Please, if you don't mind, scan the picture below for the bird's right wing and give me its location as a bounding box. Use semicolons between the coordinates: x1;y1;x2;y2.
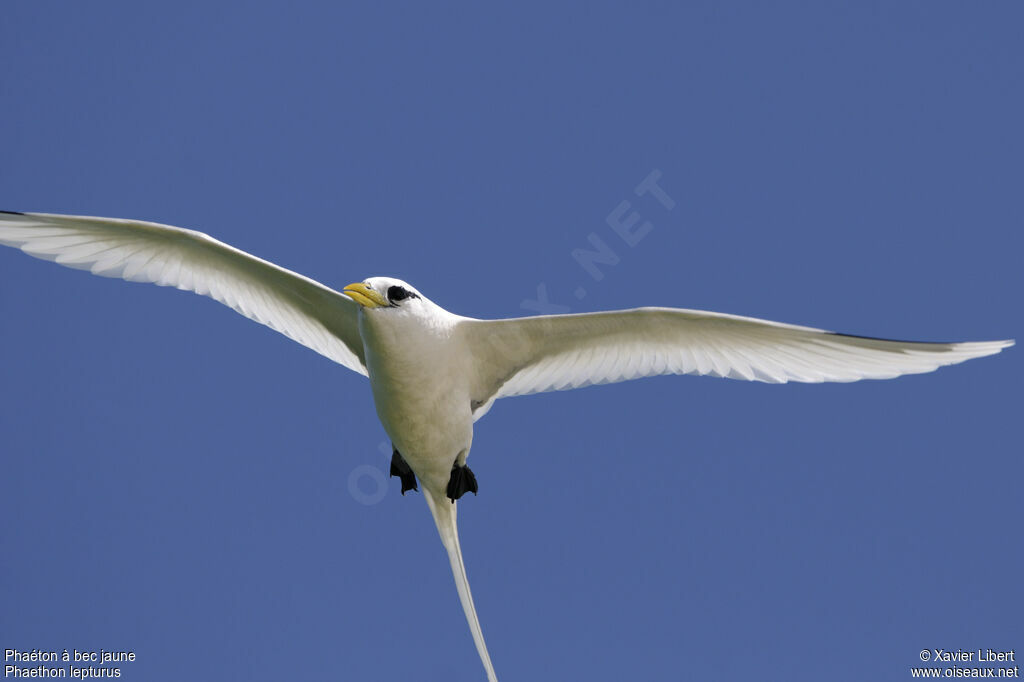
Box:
459;307;1012;420
0;211;367;374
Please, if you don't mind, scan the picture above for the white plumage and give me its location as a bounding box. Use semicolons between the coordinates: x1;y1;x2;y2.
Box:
459;309;1009;419
0;211;1012;682
0;211;365;372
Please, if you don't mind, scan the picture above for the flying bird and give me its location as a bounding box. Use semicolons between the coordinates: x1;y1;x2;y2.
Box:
0;210;1012;682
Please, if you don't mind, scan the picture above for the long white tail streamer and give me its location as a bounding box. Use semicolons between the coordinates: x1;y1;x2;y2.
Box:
423;488;498;682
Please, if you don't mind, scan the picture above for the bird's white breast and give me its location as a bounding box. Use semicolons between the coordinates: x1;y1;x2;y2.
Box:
358;307;474;492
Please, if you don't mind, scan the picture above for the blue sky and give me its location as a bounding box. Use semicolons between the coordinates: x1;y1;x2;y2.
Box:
1;3;1021;681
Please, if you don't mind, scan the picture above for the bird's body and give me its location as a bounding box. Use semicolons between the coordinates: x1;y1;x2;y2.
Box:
361;299;472;491
0;210;1013;682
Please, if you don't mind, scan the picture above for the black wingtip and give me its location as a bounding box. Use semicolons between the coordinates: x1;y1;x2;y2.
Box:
0;210;26;215
825;330;957;347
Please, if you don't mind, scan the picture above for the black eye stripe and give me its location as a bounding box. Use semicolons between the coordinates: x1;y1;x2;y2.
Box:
387;285;419;303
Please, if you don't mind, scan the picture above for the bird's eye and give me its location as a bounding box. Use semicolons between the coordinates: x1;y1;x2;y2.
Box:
387;286;411;303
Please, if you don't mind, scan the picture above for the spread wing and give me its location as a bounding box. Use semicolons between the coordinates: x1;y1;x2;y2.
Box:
459;307;1012;420
0;211;366;374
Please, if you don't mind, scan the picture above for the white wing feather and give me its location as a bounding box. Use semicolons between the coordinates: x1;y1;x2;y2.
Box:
0;211;366;374
461;308;1012;419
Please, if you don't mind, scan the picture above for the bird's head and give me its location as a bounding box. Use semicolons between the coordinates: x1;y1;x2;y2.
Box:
342;277;428;313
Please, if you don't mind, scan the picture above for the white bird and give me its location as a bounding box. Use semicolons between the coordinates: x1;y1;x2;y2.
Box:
0;210;1012;681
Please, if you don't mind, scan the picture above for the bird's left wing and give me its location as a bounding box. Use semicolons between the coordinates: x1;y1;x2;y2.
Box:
459;307;1012;420
0;211;367;374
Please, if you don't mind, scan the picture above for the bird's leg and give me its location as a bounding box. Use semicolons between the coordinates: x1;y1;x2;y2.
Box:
389;447;418;495
446;462;478;503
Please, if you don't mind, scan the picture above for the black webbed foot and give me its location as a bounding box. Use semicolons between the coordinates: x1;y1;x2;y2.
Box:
389;447;418;495
446;463;478;503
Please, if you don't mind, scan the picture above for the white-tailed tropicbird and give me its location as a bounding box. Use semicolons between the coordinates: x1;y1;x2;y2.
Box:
0;210;1013;681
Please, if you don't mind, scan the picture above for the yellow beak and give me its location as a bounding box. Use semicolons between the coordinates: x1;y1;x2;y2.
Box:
343;282;391;308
